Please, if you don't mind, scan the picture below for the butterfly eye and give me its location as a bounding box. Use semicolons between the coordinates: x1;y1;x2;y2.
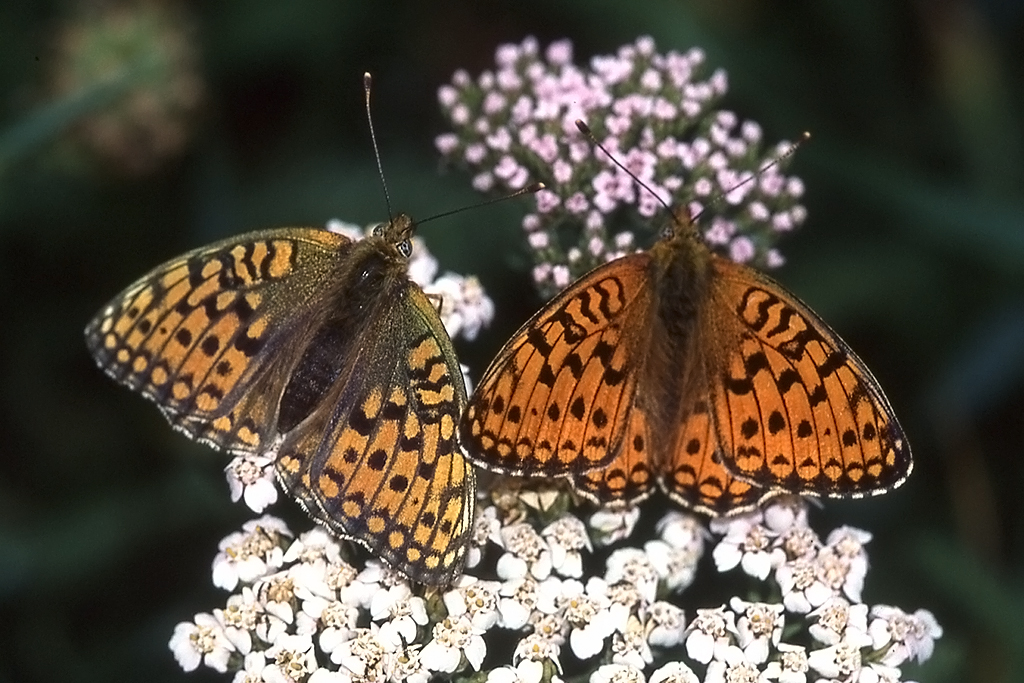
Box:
397;240;412;258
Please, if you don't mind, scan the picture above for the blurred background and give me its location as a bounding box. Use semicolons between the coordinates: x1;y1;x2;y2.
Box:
1;1;1021;681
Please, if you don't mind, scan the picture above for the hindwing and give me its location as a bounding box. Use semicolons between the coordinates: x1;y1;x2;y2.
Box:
275;285;473;584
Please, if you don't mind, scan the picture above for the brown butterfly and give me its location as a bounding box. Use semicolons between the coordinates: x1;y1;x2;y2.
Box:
460;205;912;515
85;218;475;584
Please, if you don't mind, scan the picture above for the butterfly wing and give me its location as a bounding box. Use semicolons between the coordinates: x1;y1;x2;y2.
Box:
85;228;353;454
276;284;474;584
572;405;657;504
462;254;654;488
705;257;912;497
662;382;764;516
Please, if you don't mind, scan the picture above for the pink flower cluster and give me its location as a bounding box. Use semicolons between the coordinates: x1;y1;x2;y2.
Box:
436;36;807;298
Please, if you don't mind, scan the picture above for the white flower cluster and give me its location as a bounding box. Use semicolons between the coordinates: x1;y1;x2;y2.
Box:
436;36;806;298
168;498;940;683
223;219;494;504
166;504;698;683
681;499;942;682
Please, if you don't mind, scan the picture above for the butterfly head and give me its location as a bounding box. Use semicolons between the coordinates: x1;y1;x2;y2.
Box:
371;213;416;258
660;204;705;246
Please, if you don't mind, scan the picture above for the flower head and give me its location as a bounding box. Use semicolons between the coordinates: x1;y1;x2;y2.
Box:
711;509;779;580
683;606;737;665
438;35;806;298
169;613;235;673
50;1;204;175
729;597;784;664
868;605;943;666
421;614;487;673
212;516;292;591
226;454;279;513
498;522;554;580
542;514;592;578
171;481;940;683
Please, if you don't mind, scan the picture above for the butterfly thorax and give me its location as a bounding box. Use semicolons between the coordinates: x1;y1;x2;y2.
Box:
276;233;412;433
648;227;714;335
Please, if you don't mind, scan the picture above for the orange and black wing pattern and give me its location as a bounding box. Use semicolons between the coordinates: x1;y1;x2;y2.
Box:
461;254;653;491
85;228;350;454
86;224;476;585
663;379;763;516
276;285;474;584
704;257;912;498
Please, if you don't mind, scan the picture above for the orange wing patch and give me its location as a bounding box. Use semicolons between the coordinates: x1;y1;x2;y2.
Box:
709;259;911;497
276;326;473;585
463;255;652;479
574;405;655;504
85;233;333;456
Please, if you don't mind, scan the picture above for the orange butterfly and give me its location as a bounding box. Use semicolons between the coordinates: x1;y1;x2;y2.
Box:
85;218;475;584
461;205;912;515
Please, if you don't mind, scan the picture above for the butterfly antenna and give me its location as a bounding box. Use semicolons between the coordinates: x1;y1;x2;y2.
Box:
575;119;672;214
575;119;810;224
419;182;546;225
364;72;394;222
693;131;811;222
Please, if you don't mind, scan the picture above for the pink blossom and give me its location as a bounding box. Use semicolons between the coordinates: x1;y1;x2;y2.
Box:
435;133;459;155
497;68;522;91
546;39;573;65
495;43;520;67
438;85;459;108
565;192;589;214
528;133;559;164
552;159;573;185
483;91;508;116
729;237;756;264
486;128;512;152
534;189;561;213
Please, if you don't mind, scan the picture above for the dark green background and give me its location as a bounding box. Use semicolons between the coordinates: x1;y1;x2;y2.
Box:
1;1;1021;681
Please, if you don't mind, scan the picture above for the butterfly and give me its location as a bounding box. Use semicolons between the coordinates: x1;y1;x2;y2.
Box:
85;217;475;584
460;206;912;515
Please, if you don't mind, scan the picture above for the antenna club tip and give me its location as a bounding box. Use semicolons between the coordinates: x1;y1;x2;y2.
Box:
800;131;811;141
575;119;591;134
526;182;546;193
363;72;372;87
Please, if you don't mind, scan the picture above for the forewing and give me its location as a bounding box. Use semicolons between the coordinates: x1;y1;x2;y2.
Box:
461;254;653;479
85;228;349;454
276;285;474;585
706;258;912;497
